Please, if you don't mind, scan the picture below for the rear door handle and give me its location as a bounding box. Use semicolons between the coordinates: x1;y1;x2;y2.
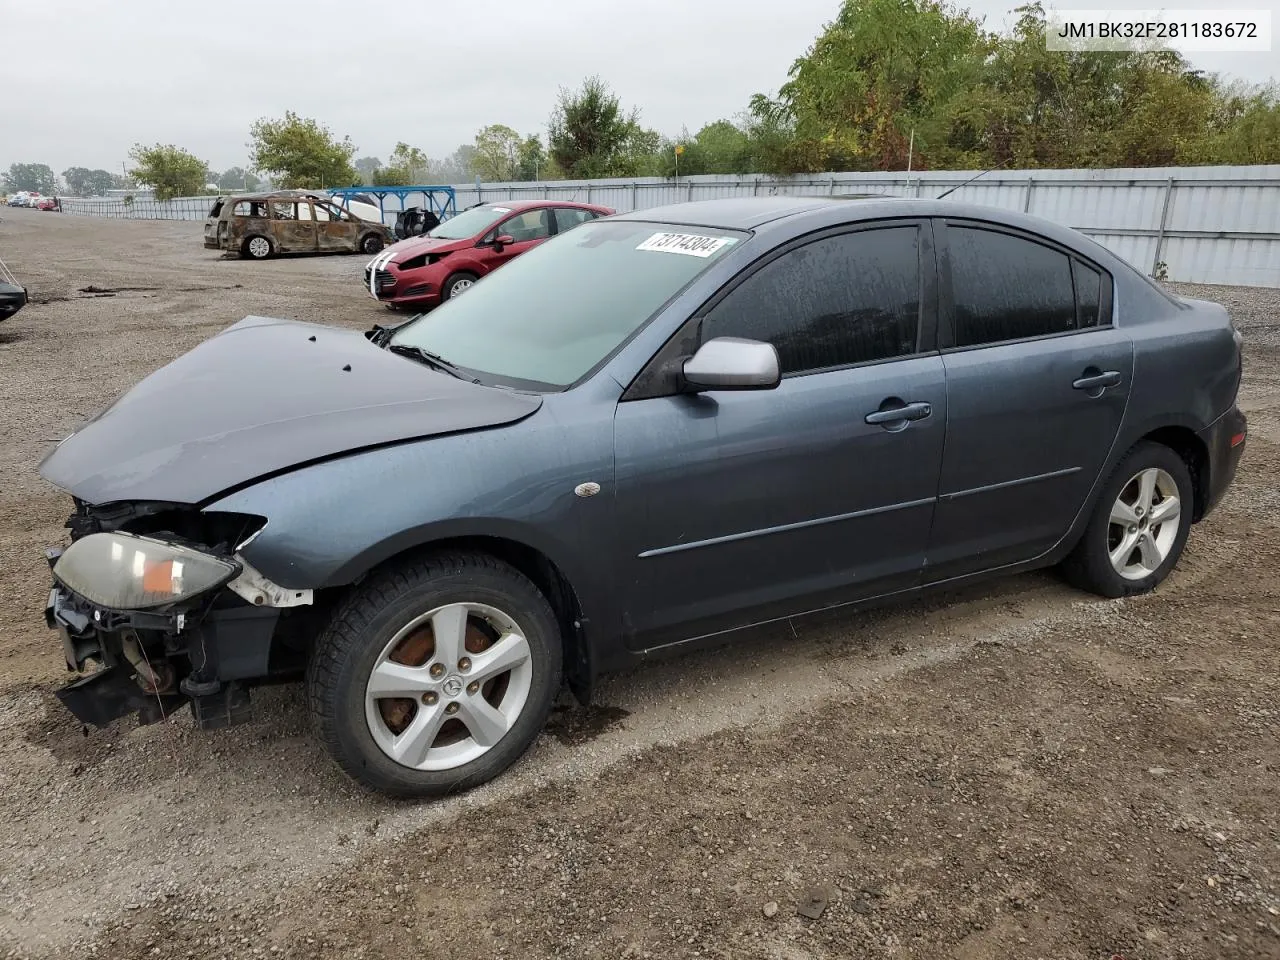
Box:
1072;370;1122;391
865;401;932;426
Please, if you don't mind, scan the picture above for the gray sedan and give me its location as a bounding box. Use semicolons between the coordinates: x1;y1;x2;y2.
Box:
39;197;1246;797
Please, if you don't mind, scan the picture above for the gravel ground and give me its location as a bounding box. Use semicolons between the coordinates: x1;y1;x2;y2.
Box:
0;208;1276;960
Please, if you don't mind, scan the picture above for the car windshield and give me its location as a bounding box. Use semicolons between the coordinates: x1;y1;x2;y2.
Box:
425;204;516;240
390;220;747;389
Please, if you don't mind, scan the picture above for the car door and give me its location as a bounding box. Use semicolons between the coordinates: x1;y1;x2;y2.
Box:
612;220;947;650
269;200;317;253
313;200;361;253
483;208;553;271
924;219;1133;582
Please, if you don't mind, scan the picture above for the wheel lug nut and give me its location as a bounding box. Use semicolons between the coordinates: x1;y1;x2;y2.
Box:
1129;525;1137;533
429;663;445;678
467;681;480;694
445;702;459;715
458;657;472;671
422;691;437;705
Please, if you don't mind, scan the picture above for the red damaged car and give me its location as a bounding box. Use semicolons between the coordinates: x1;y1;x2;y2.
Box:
364;200;614;308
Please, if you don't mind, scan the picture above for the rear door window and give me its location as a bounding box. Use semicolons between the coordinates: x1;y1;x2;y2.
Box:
947;227;1076;346
554;207;596;232
312;202;352;223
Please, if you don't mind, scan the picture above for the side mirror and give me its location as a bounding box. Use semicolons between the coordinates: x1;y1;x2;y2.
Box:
493;234;515;250
681;337;781;392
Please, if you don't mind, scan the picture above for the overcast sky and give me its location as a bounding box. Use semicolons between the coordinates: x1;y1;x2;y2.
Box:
2;0;1276;176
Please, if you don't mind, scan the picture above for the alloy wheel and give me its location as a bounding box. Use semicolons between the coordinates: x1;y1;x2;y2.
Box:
247;237;270;258
1107;467;1181;580
449;277;473;296
364;602;533;771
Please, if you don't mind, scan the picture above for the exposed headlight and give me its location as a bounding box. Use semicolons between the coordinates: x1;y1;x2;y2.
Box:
53;532;239;610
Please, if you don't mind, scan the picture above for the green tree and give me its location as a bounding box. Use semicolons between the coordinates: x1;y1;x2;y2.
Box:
217;166;260;191
650;120;756;177
1182;89;1280;164
354;156;382;182
973;5;1220;168
373;142;431;185
693;120;755;174
62;167;116;196
127;144;209;200
757;0;989;173
515;135;547;180
248;111;357;188
431;144;477;183
471;124;522;181
548;76;646;178
4;163;56;193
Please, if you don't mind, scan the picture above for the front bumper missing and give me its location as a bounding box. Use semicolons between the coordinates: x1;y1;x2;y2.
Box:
44;545;294;730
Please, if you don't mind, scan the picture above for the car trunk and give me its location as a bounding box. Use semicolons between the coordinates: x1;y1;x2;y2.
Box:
204;200;224;248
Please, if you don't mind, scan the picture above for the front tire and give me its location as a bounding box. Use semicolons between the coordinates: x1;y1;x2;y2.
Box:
361;233;384;255
307;551;563;798
1061;442;1194;598
442;271;477;301
242;235;273;260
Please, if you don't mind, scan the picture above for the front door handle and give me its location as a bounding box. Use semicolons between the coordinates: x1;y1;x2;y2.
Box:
865;400;932;426
1072;370;1122;391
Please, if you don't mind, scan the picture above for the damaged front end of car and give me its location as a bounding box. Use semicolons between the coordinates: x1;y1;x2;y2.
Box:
46;500;317;731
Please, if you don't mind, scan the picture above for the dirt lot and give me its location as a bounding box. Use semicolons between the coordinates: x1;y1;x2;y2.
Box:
0;208;1276;960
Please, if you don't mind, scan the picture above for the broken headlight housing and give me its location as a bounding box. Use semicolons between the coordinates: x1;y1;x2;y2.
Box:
53;532;240;610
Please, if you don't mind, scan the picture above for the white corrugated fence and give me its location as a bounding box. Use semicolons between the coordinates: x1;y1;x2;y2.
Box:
56;165;1280;287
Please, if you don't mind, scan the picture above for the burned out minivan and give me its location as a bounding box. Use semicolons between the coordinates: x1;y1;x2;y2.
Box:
205;190;392;260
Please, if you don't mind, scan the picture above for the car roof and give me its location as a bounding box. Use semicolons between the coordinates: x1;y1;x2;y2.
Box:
469;199;611;213
611;195;920;230
219;189;334;202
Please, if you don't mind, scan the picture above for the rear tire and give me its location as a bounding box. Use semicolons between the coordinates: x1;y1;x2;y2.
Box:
442;272;478;301
1060;441;1194;598
307;551;562;798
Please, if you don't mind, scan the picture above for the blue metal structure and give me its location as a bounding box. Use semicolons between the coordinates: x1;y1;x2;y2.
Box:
326;185;457;226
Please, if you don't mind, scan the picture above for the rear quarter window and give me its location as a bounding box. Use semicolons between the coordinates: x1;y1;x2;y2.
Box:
1072;260;1103;327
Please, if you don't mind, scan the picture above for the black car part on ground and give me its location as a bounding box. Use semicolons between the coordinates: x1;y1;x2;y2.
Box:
0;255;26;321
394;206;441;240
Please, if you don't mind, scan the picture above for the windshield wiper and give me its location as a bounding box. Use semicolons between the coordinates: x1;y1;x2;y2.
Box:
387;342;475;381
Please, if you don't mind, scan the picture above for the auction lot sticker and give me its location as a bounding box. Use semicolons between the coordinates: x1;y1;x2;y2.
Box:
636;233;737;257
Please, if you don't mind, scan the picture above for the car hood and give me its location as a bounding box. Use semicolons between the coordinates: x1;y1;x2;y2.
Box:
39;315;542;505
383;234;474;264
